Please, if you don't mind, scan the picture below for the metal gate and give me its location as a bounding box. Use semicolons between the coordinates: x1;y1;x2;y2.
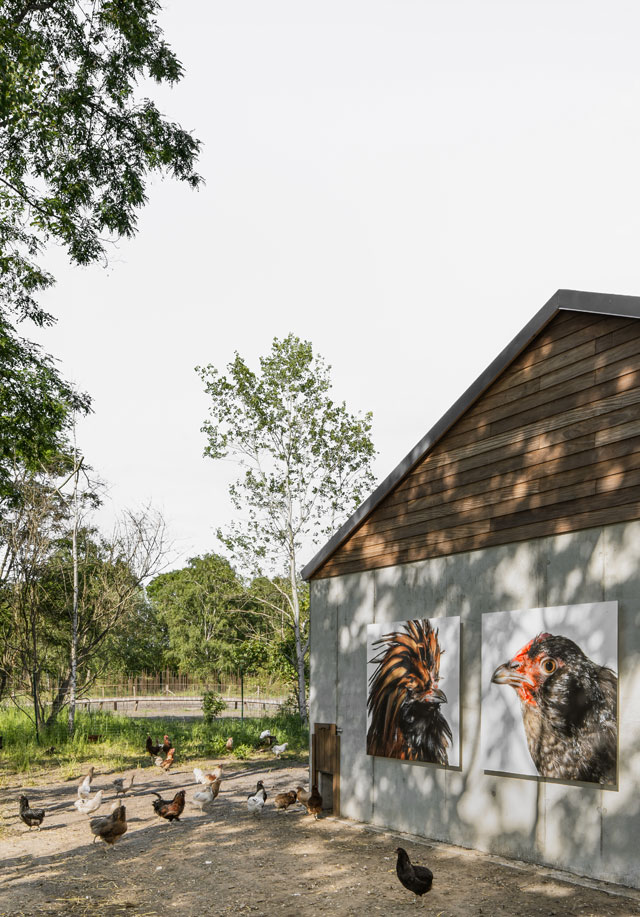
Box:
311;722;340;815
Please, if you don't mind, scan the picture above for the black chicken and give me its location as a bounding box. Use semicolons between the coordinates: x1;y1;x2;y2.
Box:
395;847;433;899
19;795;45;830
491;632;617;784
367;618;451;763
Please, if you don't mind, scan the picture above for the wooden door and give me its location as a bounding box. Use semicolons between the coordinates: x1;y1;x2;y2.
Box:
312;722;340;815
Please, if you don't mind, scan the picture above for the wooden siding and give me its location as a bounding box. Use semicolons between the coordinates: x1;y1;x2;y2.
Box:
313;312;640;578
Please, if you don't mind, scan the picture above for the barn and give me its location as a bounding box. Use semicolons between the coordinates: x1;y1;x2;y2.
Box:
302;289;640;888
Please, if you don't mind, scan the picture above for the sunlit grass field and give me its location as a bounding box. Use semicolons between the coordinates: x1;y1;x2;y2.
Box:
0;706;309;779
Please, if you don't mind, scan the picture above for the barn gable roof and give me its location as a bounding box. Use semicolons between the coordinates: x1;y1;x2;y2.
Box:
301;289;640;581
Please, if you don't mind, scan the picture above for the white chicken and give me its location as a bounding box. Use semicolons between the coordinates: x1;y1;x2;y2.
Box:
192;784;215;811
74;789;103;815
259;729;272;740
194;765;223;785
272;742;288;758
247;791;265;816
77;766;95;799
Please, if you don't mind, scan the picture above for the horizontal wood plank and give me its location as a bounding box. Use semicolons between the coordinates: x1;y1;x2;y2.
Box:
312;313;640;579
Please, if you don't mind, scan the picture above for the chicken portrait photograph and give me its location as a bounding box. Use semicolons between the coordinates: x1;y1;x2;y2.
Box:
366;616;460;765
482;601;618;783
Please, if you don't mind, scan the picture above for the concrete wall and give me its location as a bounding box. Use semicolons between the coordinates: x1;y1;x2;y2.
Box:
309;520;640;887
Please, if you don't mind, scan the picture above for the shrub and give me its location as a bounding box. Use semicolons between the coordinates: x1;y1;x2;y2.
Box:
202;690;226;724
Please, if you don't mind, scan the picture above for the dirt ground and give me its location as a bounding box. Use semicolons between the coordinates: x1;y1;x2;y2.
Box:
1;759;640;917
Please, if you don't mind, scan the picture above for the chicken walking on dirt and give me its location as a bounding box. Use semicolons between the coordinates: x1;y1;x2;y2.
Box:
18;795;45;830
151;789;186;822
395;847;433;900
491;632;618;783
274;790;297;812
74;789;104;815
113;773;135;796
306;785;323;819
77;766;95;799
90;804;127;847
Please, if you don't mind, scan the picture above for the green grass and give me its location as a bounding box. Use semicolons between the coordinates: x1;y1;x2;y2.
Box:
0;706;309;777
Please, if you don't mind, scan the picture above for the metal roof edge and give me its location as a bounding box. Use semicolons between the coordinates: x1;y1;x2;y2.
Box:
301;289;640;581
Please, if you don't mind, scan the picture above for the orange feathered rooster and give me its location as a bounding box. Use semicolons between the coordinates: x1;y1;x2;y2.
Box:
366;619;451;764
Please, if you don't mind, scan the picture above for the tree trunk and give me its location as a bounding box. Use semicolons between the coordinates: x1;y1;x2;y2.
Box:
288;555;308;724
68;438;80;736
45;673;71;726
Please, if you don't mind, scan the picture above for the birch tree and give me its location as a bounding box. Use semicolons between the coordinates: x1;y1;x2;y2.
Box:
197;335;376;722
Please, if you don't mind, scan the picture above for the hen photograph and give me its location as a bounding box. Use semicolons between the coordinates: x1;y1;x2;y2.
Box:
482;602;618;785
366;616;460;766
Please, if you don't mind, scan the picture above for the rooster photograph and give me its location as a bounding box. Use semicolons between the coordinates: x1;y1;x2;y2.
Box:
366;616;460;765
483;602;618;784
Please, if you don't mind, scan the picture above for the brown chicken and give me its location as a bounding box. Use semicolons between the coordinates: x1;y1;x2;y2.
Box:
492;632;618;783
306;785;323;819
160;747;176;771
296;785;311;808
90;804;127;846
274;790;297;812
367;619;451;764
226;736;234;751
162;734;172;754
152;789;186;822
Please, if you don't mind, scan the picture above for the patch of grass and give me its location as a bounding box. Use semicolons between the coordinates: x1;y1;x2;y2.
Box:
0;706;308;776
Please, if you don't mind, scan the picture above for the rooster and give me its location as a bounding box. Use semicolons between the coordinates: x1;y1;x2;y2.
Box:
367;619;451;764
151;789;186;822
491;632;617;783
146;735;162;757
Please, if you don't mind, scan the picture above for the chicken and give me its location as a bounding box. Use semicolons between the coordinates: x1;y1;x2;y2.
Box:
272;742;288;758
491;632;618;783
367;619;451;764
296;785;311;808
306;785;323;819
162;734;172;754
113;773;135;797
90;804;127;847
77;766;95;799
395;847;433;899
247;791;265;816
19;795;45;830
274;790;297;812
146;735;162;757
193;776;222;811
258;730;277;747
151;789;186;822
249;780;267;803
193;765;223;785
160;747;176;771
74;789;104;815
226;736;234;751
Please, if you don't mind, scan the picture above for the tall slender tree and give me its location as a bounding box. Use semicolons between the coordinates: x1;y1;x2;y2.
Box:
197;335;376;722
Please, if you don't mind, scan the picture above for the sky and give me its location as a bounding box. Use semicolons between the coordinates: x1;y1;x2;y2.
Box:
29;0;640;572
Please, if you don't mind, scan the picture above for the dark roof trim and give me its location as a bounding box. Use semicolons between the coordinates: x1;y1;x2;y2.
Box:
301;288;640;580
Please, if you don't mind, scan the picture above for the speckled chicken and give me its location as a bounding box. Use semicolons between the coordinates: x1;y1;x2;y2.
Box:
274;790;297;812
19;795;45;830
492;632;617;783
90;803;127;847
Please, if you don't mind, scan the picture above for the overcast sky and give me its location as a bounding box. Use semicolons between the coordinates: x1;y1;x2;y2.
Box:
30;0;640;571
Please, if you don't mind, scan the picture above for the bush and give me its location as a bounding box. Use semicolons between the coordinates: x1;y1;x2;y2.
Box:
202;690;226;724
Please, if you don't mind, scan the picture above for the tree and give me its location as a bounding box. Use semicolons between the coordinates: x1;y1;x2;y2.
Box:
0;317;90;503
197;334;377;722
0;1;201;491
147;553;244;679
0;0;202;325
